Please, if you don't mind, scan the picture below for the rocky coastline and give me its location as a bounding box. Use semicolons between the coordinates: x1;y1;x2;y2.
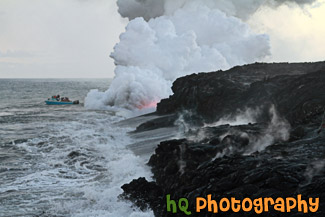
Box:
122;62;325;216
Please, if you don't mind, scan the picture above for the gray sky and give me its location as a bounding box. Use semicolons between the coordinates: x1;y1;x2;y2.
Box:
0;0;324;78
248;1;325;63
0;0;126;78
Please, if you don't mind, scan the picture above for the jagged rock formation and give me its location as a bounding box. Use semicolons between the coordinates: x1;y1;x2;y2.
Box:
157;62;325;125
122;62;325;216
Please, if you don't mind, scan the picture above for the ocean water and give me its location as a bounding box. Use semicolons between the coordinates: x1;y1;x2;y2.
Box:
0;79;153;217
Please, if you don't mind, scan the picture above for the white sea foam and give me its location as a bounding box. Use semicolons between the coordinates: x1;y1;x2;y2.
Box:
51;113;153;217
0;112;13;116
5;111;154;217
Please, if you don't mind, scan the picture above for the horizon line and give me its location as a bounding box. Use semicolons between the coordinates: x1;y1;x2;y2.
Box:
0;77;113;79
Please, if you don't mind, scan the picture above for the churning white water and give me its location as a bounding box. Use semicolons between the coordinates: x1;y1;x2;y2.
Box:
0;79;154;217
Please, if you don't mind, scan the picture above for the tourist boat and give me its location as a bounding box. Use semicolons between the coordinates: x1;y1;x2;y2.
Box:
45;96;79;105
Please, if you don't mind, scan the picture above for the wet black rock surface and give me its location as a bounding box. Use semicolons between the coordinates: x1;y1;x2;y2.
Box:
121;62;325;216
157;63;325;125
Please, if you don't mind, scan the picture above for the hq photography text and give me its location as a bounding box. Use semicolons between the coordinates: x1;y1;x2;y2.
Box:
166;194;320;215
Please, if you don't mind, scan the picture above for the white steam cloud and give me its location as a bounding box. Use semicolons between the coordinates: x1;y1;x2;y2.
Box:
85;0;316;111
214;105;291;158
247;105;291;153
207;107;262;127
304;160;325;184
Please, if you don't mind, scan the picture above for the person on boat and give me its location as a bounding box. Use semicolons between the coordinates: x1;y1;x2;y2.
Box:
61;97;68;102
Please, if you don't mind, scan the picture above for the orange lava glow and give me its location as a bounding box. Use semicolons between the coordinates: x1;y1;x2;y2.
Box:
137;101;158;110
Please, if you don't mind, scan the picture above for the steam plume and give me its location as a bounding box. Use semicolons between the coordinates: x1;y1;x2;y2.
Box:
85;0;317;111
213;105;291;158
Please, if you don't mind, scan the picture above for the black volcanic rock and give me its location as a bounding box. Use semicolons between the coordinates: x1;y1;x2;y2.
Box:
121;177;164;215
157;68;325;127
134;62;325;132
121;62;325;216
123;128;325;216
